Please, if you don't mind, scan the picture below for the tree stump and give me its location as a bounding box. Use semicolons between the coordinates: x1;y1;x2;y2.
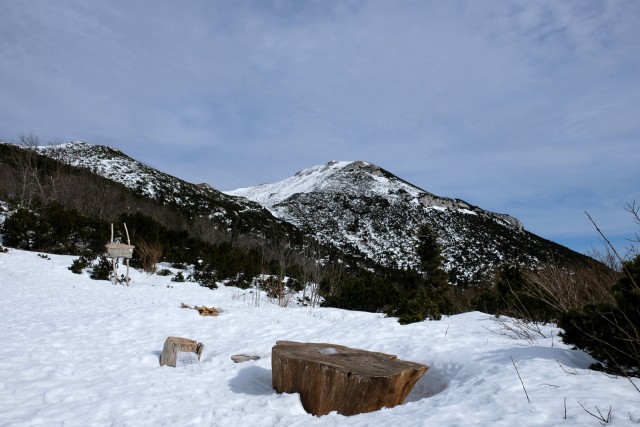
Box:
272;341;428;416
159;336;204;367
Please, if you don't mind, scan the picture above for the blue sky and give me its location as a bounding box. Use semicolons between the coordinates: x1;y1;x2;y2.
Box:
1;0;639;256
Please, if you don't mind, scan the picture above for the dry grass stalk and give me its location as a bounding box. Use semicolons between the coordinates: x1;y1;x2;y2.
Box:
522;261;617;314
136;240;163;273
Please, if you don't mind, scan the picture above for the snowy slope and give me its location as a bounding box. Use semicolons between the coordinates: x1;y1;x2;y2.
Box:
36;142;253;212
1;247;638;426
23;142;592;278
31;141;295;237
38;142;192;200
227;160;481;216
228;161;356;207
227;161;583;281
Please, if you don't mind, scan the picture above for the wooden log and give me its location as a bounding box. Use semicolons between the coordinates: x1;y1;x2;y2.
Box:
272;341;428;416
159;336;204;367
179;303;220;316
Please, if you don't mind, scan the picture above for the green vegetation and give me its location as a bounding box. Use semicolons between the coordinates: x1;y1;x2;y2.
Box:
89;255;112;280
323;224;452;323
2;138;638;377
3;205;108;254
558;255;640;377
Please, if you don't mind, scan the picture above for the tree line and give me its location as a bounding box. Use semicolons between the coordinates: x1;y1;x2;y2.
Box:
1;136;638;379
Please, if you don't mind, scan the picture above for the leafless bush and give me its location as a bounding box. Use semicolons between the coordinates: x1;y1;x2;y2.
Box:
296;238;329;308
0;135;66;209
489;315;547;345
136;240;163;273
266;234;296;307
261;276;299;307
578;401;612;426
522;260;617;314
559;210;640;387
627;201;640;257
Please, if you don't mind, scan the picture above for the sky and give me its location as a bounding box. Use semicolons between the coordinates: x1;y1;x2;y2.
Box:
1;0;639;256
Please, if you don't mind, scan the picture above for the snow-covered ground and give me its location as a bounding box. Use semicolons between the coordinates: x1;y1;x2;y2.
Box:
1;248;639;426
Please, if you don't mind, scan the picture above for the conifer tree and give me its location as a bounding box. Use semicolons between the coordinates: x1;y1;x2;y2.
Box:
416;224;448;287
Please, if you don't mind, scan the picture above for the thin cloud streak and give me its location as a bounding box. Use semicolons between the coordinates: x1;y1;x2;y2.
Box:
0;0;638;255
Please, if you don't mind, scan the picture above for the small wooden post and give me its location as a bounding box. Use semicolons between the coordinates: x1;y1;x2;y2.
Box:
124;223;130;285
110;223;116;283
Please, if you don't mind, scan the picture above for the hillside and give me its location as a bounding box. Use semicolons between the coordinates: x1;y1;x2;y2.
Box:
2;141;591;283
227;160;589;282
0;247;636;426
0;141;297;242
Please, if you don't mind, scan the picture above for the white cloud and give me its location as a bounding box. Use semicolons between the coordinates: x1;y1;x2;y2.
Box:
0;0;638;254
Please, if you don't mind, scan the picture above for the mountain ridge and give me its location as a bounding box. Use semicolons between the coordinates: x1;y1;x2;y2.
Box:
226;160;524;231
23;141;589;282
19;141;300;241
226;160;582;282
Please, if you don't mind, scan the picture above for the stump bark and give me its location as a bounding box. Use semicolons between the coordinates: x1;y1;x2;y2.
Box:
159;336;204;367
272;341;428;416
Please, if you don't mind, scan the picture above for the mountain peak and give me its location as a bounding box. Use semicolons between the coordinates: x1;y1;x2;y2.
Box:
224;160;550;279
20;141;585;282
294;160;350;177
229;159;452;211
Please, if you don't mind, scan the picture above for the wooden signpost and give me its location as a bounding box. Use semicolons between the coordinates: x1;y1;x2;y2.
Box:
105;223;134;285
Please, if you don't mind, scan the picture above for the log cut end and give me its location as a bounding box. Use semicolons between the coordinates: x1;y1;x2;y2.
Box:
159;336;204;367
272;341;428;416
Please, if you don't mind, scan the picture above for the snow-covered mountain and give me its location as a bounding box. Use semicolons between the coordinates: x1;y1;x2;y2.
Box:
30;142;587;280
34;142;296;238
227;160;585;282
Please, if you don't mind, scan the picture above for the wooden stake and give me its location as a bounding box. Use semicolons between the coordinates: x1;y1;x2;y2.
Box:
125;258;130;286
123;223;131;285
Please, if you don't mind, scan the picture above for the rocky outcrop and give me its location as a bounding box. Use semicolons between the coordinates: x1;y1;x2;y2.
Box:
228;159;588;283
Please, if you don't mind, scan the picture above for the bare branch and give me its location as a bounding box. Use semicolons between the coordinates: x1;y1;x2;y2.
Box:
578;401;611;426
510;356;530;404
585;211;638;290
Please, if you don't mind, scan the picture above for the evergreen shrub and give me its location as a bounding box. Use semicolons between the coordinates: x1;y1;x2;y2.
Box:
171;271;186;282
69;253;97;274
90;255;112;280
559;255;640;376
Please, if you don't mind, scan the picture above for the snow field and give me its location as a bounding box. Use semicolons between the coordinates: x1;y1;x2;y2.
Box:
1;249;639;426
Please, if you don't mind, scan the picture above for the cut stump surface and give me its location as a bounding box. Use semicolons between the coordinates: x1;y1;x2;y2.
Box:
159;336;204;367
272;341;428;416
